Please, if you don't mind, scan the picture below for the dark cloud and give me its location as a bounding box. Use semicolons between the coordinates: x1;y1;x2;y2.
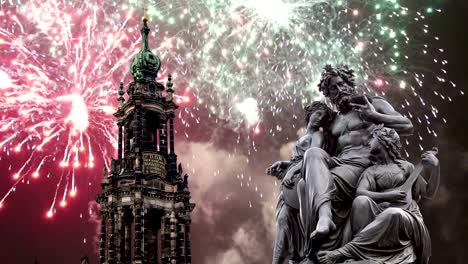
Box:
177;141;278;263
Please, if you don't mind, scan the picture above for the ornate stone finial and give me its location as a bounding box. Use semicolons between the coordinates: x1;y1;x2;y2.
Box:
118;82;125;108
178;163;183;175
130;15;161;81
182;174;189;191
166;74;174;101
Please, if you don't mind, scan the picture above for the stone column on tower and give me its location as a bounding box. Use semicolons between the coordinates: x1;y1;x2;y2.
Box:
124;125;131;158
133;203;143;262
159;120;168;156
161;212;171;263
108;209;116;264
142;209;148;263
124;215;132;262
117;81;125;164
176;215;185;261
169;116;175;155
144;210;158;264
115;207;123;263
167;114;178;178
118;123;123;161
99;212;107;264
141;110;148;150
169;211;178;262
184;217;192;264
134;104;143;173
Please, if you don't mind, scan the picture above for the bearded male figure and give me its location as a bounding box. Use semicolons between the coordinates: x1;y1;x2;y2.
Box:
299;65;413;260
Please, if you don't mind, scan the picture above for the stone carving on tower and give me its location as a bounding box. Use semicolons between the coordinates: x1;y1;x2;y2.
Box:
96;15;195;264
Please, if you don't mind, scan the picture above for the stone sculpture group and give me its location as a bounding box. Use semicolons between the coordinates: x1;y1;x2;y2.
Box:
266;65;440;264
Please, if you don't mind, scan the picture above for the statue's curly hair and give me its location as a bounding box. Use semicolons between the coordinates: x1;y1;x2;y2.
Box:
372;124;403;163
304;101;334;127
318;64;356;97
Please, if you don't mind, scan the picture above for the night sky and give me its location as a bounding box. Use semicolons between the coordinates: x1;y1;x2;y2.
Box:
1;0;468;263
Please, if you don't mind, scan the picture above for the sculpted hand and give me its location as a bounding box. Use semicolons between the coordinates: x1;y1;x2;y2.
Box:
385;190;406;202
350;96;377;121
265;161;283;177
282;173;296;188
379;201;391;209
421;148;439;168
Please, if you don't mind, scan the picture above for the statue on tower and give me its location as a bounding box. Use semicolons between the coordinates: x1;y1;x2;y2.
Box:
266;65;440;264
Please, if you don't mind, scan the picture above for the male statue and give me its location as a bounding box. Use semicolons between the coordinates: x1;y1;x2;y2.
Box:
297;65;413;260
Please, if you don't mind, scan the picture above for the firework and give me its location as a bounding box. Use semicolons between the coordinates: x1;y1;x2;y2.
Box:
0;0;462;216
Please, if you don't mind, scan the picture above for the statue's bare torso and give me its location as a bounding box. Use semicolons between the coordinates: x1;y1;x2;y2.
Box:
331;110;374;154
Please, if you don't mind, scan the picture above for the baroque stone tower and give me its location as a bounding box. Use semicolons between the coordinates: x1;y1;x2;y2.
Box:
96;16;195;264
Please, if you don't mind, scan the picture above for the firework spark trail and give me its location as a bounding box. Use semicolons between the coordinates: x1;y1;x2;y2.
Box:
0;0;137;214
33;155;49;178
0;0;464;216
60;178;69;208
47;171;68;218
0;152;34;206
86;134;95;168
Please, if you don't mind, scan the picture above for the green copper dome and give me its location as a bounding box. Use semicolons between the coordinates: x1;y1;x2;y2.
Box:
130;17;161;80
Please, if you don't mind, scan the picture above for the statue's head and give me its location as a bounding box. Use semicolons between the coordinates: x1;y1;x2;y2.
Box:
318;64;356;112
304;101;334;130
369;124;402;162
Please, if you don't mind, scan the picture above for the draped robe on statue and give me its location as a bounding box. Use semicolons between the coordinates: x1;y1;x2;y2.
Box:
298;145;373;256
272;134;313;263
335;160;431;264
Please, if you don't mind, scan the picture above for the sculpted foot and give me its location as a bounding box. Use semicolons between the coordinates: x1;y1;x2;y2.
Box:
311;216;336;239
317;250;342;264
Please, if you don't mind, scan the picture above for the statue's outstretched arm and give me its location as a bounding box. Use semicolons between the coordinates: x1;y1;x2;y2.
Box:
265;160;291;179
421;150;440;199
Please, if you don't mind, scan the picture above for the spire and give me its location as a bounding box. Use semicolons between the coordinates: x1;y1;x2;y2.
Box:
130;14;161;81
166;74;174;101
118;82;125;108
141;16;150;51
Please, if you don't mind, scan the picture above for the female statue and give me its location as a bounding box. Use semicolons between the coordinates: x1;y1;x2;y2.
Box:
266;101;335;264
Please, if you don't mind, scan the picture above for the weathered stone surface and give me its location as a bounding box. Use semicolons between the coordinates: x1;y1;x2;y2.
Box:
96;18;194;264
267;65;438;264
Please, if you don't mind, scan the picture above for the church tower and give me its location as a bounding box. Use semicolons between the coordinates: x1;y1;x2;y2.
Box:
96;15;195;264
